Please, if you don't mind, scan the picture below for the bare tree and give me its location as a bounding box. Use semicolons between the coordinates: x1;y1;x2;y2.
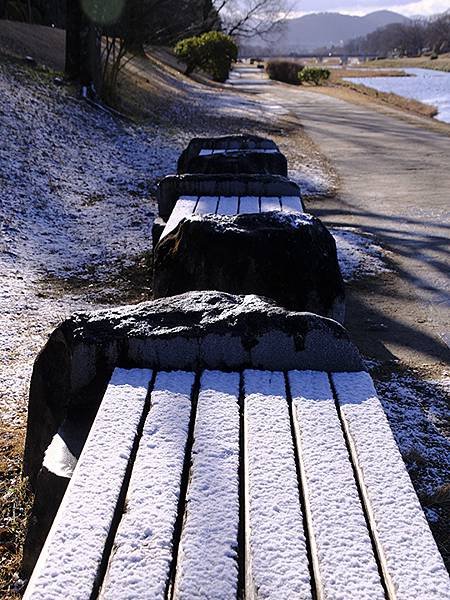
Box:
213;0;289;38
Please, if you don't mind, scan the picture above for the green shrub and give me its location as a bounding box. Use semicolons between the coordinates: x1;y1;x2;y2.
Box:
174;32;238;82
266;60;305;85
298;67;331;86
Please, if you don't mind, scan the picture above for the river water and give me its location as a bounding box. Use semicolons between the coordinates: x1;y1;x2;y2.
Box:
345;68;450;124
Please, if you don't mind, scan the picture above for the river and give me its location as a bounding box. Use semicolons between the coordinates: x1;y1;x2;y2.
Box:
345;68;450;124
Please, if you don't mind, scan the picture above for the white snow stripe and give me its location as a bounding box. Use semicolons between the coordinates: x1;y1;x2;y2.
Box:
173;371;240;600
24;368;152;600
239;196;260;214
194;195;219;215
260;196;282;212
244;370;311;599
280;195;303;213
332;371;450;600
99;371;195;600
217;196;239;216
160;196;198;239
289;370;385;600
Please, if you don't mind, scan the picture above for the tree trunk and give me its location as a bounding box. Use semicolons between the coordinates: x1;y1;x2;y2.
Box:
65;1;101;95
65;0;83;80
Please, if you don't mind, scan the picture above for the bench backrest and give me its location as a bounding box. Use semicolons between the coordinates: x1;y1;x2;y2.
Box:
156;174;303;221
160;194;304;240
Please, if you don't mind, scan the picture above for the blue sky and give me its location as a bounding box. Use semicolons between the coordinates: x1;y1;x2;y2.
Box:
291;0;450;17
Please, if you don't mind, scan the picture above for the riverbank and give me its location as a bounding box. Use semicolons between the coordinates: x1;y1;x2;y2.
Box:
366;54;450;73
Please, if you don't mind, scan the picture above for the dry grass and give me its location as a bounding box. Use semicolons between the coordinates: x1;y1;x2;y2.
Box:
0;426;33;599
366;54;450;73
329;68;407;82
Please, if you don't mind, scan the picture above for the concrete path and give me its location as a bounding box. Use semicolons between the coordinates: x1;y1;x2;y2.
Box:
231;66;450;367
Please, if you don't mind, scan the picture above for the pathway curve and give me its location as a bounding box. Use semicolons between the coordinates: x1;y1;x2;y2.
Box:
230;66;450;368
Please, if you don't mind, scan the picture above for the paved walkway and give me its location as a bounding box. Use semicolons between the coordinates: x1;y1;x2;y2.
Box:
230;66;450;367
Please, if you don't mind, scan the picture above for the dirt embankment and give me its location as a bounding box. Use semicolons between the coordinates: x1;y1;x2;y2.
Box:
0;20;65;71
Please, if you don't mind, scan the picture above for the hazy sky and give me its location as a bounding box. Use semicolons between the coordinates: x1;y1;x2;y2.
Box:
291;0;450;17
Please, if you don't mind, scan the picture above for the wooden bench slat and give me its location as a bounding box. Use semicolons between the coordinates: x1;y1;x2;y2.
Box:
289;370;385;600
332;371;450;600
160;196;198;239
194;195;219;215
217;195;239;216
239;196;260;214
198;148;278;156
100;371;195;600
24;368;152;600
280;195;303;213
260;196;282;212
244;370;312;599
173;371;240;599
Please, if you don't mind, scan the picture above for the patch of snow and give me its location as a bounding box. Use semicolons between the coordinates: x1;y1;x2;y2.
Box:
289;165;334;198
332;371;450;600
0;62;183;425
24;368;152;600
331;227;390;282
174;371;240;599
244;370;311;598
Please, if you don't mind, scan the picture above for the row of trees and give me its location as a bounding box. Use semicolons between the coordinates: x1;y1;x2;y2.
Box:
343;13;450;57
1;0;287;98
1;0;286;39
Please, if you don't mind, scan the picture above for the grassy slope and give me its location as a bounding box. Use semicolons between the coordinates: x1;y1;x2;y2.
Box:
0;20;65;71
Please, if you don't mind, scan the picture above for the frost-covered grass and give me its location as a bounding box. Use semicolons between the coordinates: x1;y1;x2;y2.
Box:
0;60;184;427
331;227;391;282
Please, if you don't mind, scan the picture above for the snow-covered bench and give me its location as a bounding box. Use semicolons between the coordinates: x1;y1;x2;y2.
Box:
198;148;278;155
153;173;304;246
177;134;281;173
160;193;304;240
24;366;450;599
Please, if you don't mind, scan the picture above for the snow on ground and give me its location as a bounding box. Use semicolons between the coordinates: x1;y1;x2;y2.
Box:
0;61;183;425
345;68;450;124
331;227;391;282
0;59;279;427
289;165;334;198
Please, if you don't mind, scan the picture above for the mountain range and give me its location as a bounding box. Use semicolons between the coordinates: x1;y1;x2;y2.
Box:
244;10;410;54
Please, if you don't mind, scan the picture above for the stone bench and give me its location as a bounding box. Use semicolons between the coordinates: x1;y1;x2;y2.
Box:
177;134;279;171
153;174;304;246
159;193;304;241
177;135;288;177
22;293;450;599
